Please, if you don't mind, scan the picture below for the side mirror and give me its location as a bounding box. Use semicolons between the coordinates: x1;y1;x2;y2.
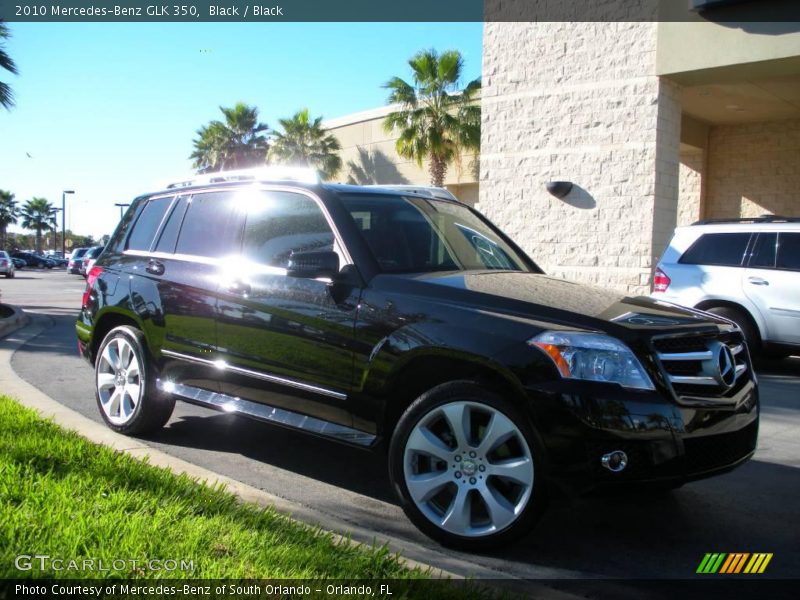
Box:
286;250;340;280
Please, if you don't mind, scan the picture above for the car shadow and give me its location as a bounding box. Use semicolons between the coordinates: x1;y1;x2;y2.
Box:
147;411;395;503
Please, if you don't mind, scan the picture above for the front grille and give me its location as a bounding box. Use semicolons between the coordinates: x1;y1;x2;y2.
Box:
653;332;750;401
683;420;758;474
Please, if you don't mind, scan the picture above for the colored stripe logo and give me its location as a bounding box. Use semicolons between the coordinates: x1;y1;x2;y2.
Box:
697;553;773;574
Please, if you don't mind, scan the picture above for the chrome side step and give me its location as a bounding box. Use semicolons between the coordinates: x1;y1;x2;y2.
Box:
158;380;375;447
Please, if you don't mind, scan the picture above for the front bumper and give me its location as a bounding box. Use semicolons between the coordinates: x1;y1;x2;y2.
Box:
527;378;759;494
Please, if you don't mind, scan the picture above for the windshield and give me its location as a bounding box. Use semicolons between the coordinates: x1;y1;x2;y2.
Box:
339;194;534;273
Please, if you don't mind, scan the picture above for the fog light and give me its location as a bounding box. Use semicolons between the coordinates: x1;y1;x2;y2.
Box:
601;450;628;473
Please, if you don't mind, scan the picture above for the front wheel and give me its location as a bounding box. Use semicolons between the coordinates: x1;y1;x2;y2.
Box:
389;381;546;550
95;326;175;435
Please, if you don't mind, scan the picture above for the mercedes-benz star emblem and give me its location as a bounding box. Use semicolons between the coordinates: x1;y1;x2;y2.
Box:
714;343;736;388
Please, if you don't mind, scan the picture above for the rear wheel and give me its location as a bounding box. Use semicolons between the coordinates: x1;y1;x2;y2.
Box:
706;306;760;355
389;381;546;550
95;326;175;435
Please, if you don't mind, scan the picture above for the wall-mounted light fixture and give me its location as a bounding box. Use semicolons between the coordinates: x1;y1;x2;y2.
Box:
546;181;573;199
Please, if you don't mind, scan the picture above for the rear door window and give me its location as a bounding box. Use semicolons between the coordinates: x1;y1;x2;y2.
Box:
747;233;777;269
174;191;244;258
679;232;752;267
241;191;334;269
126;196;173;251
777;232;800;271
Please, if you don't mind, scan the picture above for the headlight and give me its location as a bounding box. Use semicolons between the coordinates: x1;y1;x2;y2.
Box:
529;331;655;391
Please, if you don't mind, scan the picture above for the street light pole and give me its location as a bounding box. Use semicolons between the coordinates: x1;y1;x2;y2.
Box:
62;190;75;256
114;203;131;220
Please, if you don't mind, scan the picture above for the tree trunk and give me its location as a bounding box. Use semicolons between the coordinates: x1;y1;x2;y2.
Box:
35;230;42;253
429;155;448;188
0;226;5;250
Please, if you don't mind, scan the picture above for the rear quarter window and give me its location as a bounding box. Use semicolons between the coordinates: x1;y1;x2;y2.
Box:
126;196;174;252
679;232;752;267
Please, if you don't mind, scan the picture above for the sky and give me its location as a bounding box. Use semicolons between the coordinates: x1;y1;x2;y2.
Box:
0;22;483;240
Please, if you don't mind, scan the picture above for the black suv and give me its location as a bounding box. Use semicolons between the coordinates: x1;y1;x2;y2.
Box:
77;168;759;549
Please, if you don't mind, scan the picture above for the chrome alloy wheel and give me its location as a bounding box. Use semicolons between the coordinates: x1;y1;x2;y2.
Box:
403;401;534;538
96;336;142;425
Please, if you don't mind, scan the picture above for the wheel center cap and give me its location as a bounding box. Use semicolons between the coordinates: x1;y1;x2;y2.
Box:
461;459;477;476
115;370;126;387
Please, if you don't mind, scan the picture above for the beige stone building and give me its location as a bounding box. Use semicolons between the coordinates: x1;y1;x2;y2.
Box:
324;106;480;206
327;13;800;294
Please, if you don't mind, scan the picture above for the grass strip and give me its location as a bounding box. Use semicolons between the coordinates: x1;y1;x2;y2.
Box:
0;395;428;581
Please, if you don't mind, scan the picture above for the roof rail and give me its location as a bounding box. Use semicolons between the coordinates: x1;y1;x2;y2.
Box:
164;166;320;189
691;215;800;225
362;184;459;202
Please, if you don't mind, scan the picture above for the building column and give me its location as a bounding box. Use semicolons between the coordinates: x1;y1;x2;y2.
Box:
479;22;682;294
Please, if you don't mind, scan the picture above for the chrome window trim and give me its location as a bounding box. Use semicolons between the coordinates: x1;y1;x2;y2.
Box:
160;349;348;401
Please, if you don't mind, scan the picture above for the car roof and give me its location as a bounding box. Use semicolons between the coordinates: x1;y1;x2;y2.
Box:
143;167;464;205
678;221;800;234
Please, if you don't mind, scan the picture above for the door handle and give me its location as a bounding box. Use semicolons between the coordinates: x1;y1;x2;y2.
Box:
225;280;251;295
748;277;769;286
146;259;165;276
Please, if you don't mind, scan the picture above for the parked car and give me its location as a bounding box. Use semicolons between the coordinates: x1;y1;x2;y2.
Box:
0;250;15;278
11;251;53;268
44;251;69;267
67;247;89;274
653;216;800;359
76;167;759;550
11;257;25;270
81;246;104;276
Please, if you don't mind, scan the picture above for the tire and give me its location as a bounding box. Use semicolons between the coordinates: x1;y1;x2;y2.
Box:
706;306;761;354
5;272;13;278
94;326;175;435
388;381;547;550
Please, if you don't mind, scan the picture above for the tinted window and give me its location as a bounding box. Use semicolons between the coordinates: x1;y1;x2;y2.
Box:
175;192;243;258
777;232;800;271
126;196;173;251
340;194;530;273
679;233;751;267
748;233;776;269
155;196;188;253
242;192;334;268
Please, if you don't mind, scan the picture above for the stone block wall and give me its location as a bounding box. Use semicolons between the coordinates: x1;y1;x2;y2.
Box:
705;119;800;219
479;22;681;294
677;148;704;227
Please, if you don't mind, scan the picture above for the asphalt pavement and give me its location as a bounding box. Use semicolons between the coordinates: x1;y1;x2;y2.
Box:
2;270;799;581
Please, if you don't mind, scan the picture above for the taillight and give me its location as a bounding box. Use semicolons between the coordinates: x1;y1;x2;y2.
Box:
82;266;104;308
653;267;671;293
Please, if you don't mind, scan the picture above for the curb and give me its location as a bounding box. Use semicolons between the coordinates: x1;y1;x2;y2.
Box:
0;304;29;339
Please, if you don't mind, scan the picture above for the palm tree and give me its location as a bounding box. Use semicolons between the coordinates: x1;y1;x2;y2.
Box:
0;190;18;249
20;197;56;253
190;103;270;173
269;109;342;180
0;21;18;110
383;49;481;187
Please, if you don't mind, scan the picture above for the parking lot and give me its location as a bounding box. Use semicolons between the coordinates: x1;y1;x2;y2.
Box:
1;269;799;581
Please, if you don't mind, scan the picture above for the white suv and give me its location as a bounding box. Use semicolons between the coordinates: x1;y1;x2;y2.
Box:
652;217;800;359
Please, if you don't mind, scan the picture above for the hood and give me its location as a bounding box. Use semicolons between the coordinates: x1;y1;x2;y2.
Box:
374;270;731;337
